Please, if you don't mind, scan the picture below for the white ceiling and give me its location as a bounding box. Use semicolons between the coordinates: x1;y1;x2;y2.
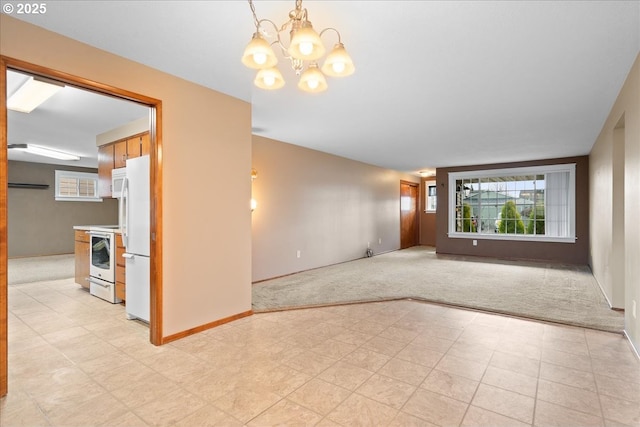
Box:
7;1;640;173
7;70;149;168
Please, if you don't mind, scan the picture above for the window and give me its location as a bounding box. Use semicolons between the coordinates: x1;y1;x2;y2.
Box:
448;164;575;243
425;181;437;212
55;170;102;202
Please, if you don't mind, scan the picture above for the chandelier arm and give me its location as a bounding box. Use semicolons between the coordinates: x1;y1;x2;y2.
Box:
278;18;294;34
248;0;260;29
250;1;292;37
256;18;293;59
256;18;281;36
271;39;294;61
319;27;343;44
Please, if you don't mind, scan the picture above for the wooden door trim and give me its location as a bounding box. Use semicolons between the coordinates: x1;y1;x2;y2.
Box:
0;57;7;398
0;56;164;396
400;180;420;249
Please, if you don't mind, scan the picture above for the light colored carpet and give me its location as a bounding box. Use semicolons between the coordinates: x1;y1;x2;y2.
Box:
252;246;624;333
8;254;75;285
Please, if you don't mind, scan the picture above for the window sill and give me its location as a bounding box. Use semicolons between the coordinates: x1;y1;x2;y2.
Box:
55;197;104;202
447;232;576;244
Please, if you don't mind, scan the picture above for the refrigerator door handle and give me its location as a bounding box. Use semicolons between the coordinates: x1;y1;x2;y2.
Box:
122;253;134;259
121;176;129;248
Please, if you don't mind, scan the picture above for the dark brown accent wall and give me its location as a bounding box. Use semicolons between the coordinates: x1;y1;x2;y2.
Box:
435;156;589;264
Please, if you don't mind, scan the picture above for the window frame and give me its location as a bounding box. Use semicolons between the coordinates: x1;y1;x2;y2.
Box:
425;180;437;212
447;164;576;243
54;170;103;202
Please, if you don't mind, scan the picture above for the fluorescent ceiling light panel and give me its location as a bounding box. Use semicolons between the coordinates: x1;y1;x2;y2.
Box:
7;76;65;113
8;144;80;161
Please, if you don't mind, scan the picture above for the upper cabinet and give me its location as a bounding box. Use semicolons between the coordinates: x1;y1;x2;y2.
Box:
114;139;128;169
98;131;150;197
98;144;115;198
139;132;151;156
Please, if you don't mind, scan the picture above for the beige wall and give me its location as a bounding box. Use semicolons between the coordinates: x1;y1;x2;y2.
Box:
8;161;118;257
252;136;419;282
419;177;437;246
1;16;252;338
590;53;640;352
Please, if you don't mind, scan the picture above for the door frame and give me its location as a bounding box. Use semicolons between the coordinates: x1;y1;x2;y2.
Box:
400;180;420;249
0;56;164;397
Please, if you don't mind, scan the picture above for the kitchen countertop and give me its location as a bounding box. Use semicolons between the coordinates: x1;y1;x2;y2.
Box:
74;225;122;233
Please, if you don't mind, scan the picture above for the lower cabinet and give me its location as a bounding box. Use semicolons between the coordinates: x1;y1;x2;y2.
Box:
74;230;90;289
116;233;126;302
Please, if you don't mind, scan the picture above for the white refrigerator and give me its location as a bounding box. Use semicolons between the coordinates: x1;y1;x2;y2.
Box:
120;155;150;323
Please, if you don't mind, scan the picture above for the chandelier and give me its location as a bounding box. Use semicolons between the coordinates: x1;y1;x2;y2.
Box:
241;0;355;93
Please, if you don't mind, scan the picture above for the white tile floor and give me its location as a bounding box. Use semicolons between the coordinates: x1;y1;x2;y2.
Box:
2;278;640;426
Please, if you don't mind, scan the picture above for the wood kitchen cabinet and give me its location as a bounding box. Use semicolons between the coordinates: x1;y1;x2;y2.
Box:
97;144;115;197
127;134;144;159
114;139;128;169
115;233;126;302
118;132;148;167
97;131;150;196
74;230;90;289
139;132;150;156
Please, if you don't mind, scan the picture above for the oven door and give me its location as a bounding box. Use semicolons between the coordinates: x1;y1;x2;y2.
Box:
89;231;115;283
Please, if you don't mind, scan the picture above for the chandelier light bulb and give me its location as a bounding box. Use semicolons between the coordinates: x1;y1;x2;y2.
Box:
253;52;267;65
254;67;285;90
332;62;345;74
242;32;278;69
298;63;328;93
321;43;355;77
289;22;325;61
299;41;314;56
263;74;275;86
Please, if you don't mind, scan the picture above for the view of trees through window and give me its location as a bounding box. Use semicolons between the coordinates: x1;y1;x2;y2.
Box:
450;164;575;241
455;174;546;235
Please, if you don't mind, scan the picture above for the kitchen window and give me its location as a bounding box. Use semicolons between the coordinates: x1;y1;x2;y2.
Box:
448;164;575;243
55;170;102;202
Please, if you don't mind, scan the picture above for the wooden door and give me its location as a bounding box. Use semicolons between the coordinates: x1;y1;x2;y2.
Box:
400;181;419;249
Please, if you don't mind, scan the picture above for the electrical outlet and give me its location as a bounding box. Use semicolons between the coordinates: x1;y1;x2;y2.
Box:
296;250;301;259
367;242;370;248
473;240;477;246
633;300;637;319
378;238;382;245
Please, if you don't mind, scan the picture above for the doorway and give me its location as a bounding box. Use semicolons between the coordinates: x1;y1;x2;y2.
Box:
400;181;419;249
1;56;163;397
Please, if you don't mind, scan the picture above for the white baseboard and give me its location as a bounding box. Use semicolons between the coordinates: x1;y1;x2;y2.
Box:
624;330;640;360
592;272;616;309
